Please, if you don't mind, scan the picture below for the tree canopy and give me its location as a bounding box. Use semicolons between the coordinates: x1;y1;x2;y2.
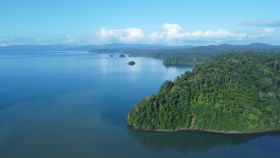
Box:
128;51;280;132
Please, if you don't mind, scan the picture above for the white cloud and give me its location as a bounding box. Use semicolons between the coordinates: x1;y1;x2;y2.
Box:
150;24;247;44
98;27;144;43
162;23;184;34
264;28;275;33
1;23;278;46
66;35;76;42
96;23;248;45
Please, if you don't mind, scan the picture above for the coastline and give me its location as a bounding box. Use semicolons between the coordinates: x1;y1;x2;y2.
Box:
128;125;280;135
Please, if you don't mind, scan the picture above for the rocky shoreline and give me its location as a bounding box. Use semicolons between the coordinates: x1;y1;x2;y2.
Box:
128;125;280;135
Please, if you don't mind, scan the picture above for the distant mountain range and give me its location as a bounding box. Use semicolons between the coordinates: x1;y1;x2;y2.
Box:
0;43;279;55
126;43;280;59
90;43;280;57
0;43;189;51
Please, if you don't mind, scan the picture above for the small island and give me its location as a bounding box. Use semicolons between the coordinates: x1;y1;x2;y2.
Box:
128;51;280;133
128;61;136;65
119;54;125;57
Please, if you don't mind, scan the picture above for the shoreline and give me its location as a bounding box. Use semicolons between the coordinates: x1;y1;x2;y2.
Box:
128;125;280;135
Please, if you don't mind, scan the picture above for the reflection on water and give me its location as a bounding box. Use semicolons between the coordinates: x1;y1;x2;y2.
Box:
100;56;108;74
129;128;280;153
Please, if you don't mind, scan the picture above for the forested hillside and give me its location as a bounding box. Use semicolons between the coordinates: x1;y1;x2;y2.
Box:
128;51;280;132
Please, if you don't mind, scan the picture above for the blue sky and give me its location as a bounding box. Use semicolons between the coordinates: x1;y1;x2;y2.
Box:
0;0;280;45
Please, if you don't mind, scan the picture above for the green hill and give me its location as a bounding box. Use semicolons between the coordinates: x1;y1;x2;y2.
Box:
128;51;280;133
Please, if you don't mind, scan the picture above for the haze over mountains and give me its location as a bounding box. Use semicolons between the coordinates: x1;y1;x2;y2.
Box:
0;43;191;51
0;43;279;53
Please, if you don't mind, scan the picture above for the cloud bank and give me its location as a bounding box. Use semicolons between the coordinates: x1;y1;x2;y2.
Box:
149;24;247;44
0;23;278;46
96;23;249;45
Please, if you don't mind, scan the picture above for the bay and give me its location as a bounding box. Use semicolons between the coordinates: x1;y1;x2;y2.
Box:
0;51;279;158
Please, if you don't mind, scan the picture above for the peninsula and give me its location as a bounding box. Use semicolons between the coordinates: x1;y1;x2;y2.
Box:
128;51;280;133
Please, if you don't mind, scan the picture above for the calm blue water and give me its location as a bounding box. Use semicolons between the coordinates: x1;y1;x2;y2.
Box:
0;51;279;158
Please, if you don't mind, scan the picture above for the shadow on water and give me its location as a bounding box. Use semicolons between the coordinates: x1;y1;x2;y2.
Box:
100;109;128;128
128;128;280;153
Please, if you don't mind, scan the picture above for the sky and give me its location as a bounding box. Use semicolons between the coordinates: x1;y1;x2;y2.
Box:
0;0;280;46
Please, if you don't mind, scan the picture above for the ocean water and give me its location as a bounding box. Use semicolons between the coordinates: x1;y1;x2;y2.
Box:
0;51;279;158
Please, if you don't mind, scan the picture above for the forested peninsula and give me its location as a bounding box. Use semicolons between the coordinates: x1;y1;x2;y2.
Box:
128;51;280;133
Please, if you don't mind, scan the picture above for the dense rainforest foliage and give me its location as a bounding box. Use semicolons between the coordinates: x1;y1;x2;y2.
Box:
163;57;207;67
128;51;280;132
